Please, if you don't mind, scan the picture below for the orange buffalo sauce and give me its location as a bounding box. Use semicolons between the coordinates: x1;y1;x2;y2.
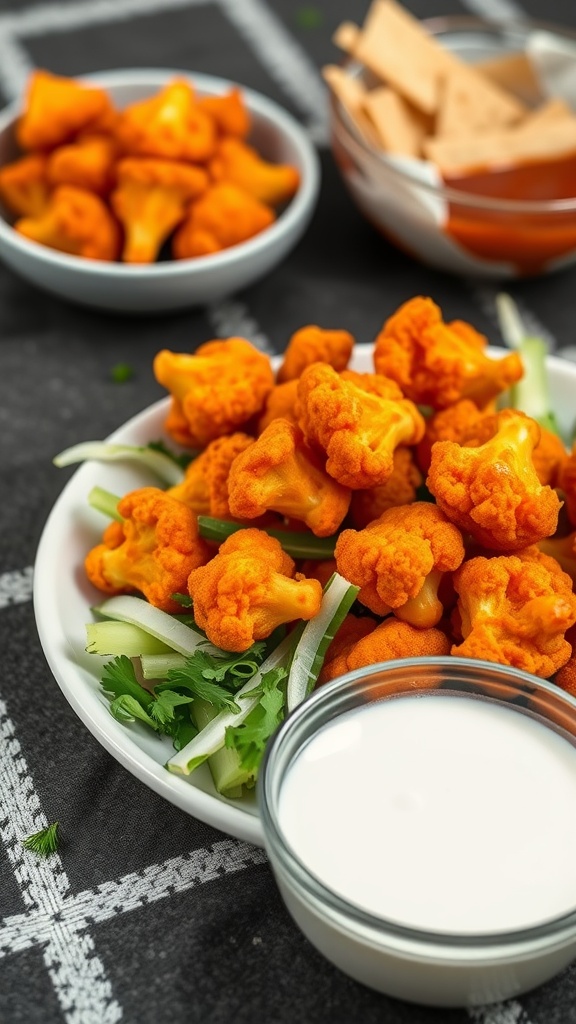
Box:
444;153;576;274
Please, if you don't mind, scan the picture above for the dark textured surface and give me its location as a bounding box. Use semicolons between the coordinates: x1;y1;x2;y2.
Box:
2;2;576;1023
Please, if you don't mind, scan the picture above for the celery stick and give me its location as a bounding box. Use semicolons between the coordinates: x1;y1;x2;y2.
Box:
287;573;359;712
496;292;560;435
93;595;219;657
88;486;123;521
191;697;254;797
86;620;173;657
166;633;295;775
54;441;184;486
140;653;187;679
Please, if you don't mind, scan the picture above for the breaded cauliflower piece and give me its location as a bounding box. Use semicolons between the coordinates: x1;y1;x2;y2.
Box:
321;618;451;683
296;363;425;490
168;433;254;518
115;79;216;162
319;613;376;684
0;154;50;217
15;185;120;260
47;135;117;196
539;531;576;585
374;296;523;409
17;70;114;150
209;137;299;206
257;380;299;433
350;448;422;529
335;502;465;626
559;443;576;528
188;528;322;651
427;410;561;551
227;418;351;537
276;326;355;384
452;551;576;677
84;487;211;613
154;338;274;448
172;182;274;259
556;624;576;696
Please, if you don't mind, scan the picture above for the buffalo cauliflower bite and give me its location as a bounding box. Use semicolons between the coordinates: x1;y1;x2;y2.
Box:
154;338;274;448
197;88;250;138
188;528;322;651
335;502;464;626
15;185;120;260
169;432;254;518
47;135;117;196
319;613;377;684
257;380;299;433
115;79;216;162
416;399;491;474
321;618;451;683
296;363;425;490
17;70;114;151
172;183;274;259
209;137;300;206
227;418;351;537
559;444;576;528
427;409;561;551
276;326;355;384
539;532;576;585
84;487;211;613
111;157;208;264
374;296;523;409
349;448;422;529
0;154;50;217
452;551;576;678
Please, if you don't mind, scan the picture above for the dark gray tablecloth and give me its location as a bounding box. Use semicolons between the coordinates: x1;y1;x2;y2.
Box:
2;1;576;1021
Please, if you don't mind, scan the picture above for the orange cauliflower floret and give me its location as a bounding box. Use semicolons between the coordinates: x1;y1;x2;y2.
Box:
350;448;422;530
319;613;376;684
374;296;523;409
427;409;561;551
321;618;450;683
556;624;576;696
0;154;50;217
299;559;338;590
559;443;576;528
188;528;322;651
416;399;491;474
257;380;299;433
84;487;211;613
276;326;355;384
209;137;299;206
169;432;254;518
17;70;114;151
227;418;351;537
47;135;117;195
15;185;120;260
539;531;576;585
115;79;216;162
154;338;274;448
172;183;274;259
111;157;208;263
452;552;576;678
296;364;425;490
335;502;465;626
197;87;250;138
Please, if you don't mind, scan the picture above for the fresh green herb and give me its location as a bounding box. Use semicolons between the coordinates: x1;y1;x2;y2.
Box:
147;439;197;470
109;694;158;728
170;592;193;608
102;657;198;748
22;822;60;857
102;656;154;708
149;689;194;727
225;668;287;774
111;362;134;383
157;666;241;713
295;6;323;29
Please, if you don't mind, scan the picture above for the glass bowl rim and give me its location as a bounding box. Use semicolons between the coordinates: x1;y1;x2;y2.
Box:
330;14;576;215
260;655;576;952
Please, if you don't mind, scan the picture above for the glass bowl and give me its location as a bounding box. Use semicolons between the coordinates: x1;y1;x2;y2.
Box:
260;657;576;1007
329;17;576;278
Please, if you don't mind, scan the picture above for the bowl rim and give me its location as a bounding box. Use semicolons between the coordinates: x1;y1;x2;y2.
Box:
260;655;576;953
0;67;320;276
331;15;576;215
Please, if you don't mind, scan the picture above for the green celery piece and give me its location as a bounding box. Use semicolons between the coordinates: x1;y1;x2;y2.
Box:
93;595;218;657
141;653;187;679
88;486;123;521
54;440;184;486
197;516;336;559
509;336;560;436
86;620;173;657
191;698;255;797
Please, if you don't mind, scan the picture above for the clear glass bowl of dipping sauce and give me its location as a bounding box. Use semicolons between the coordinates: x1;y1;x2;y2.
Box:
259;657;576;1007
329;17;576;278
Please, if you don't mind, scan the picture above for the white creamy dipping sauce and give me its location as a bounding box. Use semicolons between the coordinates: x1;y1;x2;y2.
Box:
278;694;576;934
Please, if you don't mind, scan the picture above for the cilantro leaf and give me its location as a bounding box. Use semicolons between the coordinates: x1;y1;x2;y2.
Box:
225;668;287;774
109;695;158;729
149;689;194;727
22;822;60;857
157;664;241;713
101;656;154;708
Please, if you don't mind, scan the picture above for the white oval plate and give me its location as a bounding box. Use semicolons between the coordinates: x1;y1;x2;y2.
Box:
33;345;576;846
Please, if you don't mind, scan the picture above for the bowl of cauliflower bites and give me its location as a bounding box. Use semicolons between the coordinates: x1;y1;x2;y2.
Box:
0;68;319;311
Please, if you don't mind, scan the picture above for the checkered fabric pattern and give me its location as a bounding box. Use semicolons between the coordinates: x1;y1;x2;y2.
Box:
2;0;576;1021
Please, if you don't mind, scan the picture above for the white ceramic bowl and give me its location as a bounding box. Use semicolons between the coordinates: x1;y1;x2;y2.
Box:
0;69;320;312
